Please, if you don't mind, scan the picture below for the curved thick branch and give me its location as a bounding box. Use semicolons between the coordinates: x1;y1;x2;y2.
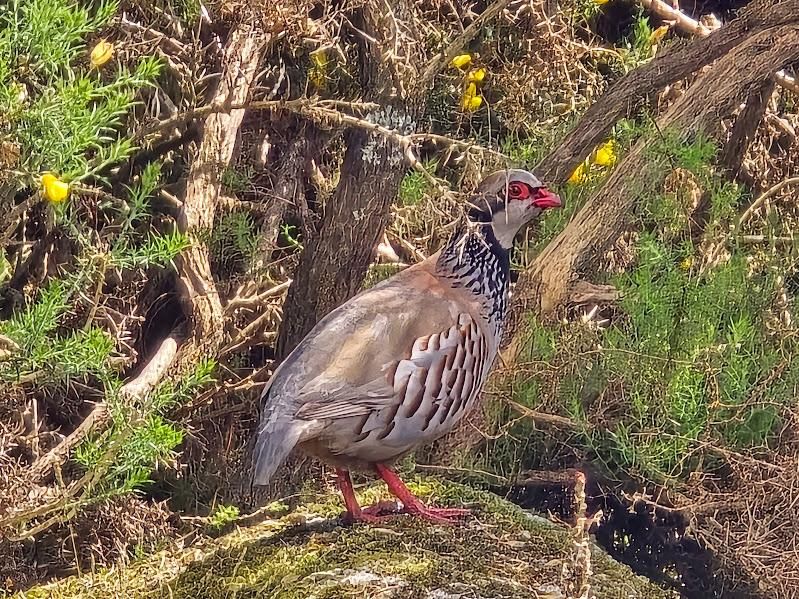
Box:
507;22;799;341
534;0;799;185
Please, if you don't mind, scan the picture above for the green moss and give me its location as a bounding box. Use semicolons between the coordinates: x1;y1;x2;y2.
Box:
21;479;674;599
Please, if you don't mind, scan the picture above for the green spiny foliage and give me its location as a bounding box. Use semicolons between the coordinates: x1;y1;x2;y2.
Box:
0;162;188;387
569;0;604;24
75;358;217;498
0;0;161;182
502;118;577;170
0;0;117;81
106;161;192;268
0;277;118;386
221;165;255;194
209;211;262;273
484;133;798;484
616;12;660;73
398;161;436;206
111;230;192;269
208;504;240;529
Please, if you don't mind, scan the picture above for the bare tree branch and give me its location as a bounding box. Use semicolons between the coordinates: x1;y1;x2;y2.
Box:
175;23;268;350
535;0;799;185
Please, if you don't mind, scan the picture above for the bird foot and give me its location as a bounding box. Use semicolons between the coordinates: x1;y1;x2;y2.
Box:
362;497;471;523
342;500;401;524
401;503;472;524
343;501;470;524
362;499;402;516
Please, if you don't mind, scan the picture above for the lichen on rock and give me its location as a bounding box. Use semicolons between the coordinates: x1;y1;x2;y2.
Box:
20;479;675;599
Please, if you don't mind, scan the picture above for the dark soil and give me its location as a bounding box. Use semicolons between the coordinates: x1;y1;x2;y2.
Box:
500;471;762;599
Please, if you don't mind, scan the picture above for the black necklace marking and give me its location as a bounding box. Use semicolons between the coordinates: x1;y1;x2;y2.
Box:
437;222;511;332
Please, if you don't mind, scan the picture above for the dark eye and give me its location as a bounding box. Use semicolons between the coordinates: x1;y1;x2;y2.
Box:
508;182;531;200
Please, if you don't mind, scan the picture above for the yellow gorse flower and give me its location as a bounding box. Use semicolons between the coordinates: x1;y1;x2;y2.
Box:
467;67;486;83
464;95;483;112
679;256;694;271
450;54;472;69
593;140;617;167
460;82;483;112
309;50;328;89
41;173;70;203
570;140;618;185
649;25;669;46
568;162;589;185
90;40;114;68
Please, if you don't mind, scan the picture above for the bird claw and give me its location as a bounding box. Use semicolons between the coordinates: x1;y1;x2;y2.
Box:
363;499;471;523
402;504;472;524
341;500;402;524
362;500;402;516
343;502;471;525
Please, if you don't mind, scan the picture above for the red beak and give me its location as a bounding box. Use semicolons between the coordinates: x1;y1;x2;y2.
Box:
532;188;562;209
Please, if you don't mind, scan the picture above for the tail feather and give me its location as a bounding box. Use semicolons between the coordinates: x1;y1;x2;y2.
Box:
252;415;301;486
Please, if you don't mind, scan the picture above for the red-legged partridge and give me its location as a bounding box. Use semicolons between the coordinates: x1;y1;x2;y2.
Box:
253;169;562;523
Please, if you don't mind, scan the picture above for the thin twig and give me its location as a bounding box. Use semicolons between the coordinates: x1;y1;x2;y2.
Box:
420;0;515;86
226;279;293;313
637;0;799;94
740;234;799;245
737;176;799;228
218;195;280;215
503;397;581;430
0;193;40;249
136;98;379;139
220;309;279;356
28;405;109;483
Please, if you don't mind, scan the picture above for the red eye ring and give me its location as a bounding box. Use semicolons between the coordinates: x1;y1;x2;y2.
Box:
508;182;531;199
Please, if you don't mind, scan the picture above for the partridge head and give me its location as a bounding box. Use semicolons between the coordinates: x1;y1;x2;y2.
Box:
253;168;561;524
468;169;562;247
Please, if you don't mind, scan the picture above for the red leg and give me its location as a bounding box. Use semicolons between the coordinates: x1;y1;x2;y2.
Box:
374;463;471;524
335;468;397;523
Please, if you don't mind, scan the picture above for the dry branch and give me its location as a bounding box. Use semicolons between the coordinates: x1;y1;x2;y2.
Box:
737;176;799;228
568;281;621;305
0;193;40;250
719;79;776;178
504;397;581;431
27;404;108;483
535;0;799;185
175;22;267;351
511;16;799;332
119;334;183;401
638;0;799;95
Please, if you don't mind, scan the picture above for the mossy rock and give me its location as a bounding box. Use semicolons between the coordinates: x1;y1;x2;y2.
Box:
19;479;675;599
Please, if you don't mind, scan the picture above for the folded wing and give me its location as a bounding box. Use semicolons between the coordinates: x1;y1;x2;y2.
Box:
252;267;493;483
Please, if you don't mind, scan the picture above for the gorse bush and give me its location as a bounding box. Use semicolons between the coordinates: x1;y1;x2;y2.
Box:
75;358;216;498
485;132;799;484
0;0;160;182
0;0;202;526
0;277;117;386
